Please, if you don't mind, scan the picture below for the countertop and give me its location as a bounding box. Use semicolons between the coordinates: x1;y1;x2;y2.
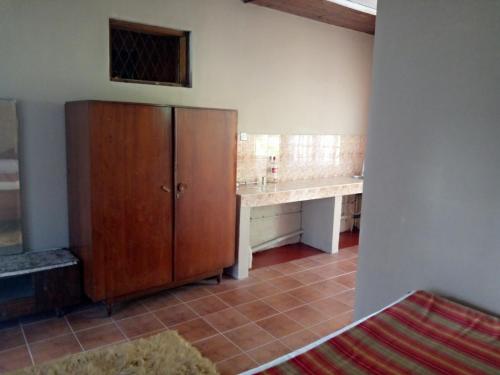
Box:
237;176;363;207
0;249;78;278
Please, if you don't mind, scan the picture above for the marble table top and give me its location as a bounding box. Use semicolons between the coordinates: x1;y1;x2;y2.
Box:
237;176;363;207
0;249;78;278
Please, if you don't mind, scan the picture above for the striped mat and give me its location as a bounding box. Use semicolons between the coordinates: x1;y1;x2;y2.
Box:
259;291;500;374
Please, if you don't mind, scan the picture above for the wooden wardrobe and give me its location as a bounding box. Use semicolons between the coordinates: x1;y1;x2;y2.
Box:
65;101;237;308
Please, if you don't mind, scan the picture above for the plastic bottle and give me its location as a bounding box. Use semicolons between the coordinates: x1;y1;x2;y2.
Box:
271;156;279;183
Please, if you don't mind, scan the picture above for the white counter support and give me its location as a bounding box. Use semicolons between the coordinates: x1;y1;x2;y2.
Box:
302;196;342;254
228;204;251;279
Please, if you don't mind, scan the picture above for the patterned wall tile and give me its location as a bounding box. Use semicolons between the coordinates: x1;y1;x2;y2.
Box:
237;134;365;185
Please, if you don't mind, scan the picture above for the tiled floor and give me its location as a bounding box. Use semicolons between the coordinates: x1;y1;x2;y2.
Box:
339;230;360;250
0;246;358;374
252;231;359;269
252;243;323;269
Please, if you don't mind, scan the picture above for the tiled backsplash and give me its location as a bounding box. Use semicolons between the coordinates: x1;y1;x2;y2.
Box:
237;134;366;184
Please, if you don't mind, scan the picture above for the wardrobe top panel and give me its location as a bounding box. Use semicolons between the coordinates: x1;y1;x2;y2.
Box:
65;100;237;113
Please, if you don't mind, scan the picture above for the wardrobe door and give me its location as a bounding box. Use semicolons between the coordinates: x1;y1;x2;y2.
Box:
90;102;174;298
174;108;237;281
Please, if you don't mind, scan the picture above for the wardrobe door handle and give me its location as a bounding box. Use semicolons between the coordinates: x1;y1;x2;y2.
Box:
161;185;171;193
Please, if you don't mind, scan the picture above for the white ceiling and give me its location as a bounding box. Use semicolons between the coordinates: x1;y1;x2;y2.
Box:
327;0;377;15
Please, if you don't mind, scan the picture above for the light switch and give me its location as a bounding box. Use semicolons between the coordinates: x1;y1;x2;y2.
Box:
240;132;248;141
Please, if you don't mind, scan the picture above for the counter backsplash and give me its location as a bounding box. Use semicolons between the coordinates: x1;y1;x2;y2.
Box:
237;134;366;184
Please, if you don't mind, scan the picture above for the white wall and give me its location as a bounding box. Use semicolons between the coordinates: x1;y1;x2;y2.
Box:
0;0;373;251
356;0;500;318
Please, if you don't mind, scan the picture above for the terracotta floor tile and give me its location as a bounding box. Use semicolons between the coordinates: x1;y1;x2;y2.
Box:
204;308;250;332
280;329;320;351
172;285;212;302
172;318;218;343
66;306;111;332
290;257;322;269
111;302;148;321
224;323;274;351
270;262;305;275
247;340;290;365
339;232;360;249
140;291;182;311
115;313;164;339
256;314;303;338
337;260;357;273
337;251;358;261
0;326;25;352
154;303;197;327
216;353;257;375
18;312;56;325
285;305;330;327
252;243;322;269
188;296;229;316
243;281;281;299
30;334;82;365
337;248;358;257
0;346;32;373
271;276;304;291
309;311;353;337
217;288;258;306
343;246;358;254
310;296;353;316
314;263;350;278
194;334;241;363
337;254;358;263
250;268;283;281
236;300;279;321
75;322;125;350
343;309;354;321
291;270;327;285
287;285;332;303
334;272;357;288
312;278;350;296
262;292;305;312
129;329;165;341
317;248;357;262
334;289;356;308
23;318;71;343
309;253;340;265
207;277;259;294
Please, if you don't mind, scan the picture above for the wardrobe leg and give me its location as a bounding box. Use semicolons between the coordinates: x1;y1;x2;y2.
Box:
106;300;114;317
216;271;223;284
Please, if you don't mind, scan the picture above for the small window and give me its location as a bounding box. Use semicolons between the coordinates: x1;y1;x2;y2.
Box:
109;19;191;87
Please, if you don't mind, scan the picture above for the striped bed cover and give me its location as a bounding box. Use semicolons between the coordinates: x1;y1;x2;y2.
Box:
257;291;500;374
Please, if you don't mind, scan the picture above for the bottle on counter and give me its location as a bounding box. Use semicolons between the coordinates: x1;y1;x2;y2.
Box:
266;156;273;182
271;156;279;183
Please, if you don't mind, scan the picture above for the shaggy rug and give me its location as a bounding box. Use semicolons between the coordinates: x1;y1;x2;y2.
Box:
10;331;218;375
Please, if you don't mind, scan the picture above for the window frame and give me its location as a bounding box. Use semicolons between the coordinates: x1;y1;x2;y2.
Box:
109;18;191;88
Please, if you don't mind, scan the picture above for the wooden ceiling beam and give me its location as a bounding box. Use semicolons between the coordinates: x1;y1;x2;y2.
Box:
243;0;375;35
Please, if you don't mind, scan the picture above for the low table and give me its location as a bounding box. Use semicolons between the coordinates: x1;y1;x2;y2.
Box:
0;249;81;321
